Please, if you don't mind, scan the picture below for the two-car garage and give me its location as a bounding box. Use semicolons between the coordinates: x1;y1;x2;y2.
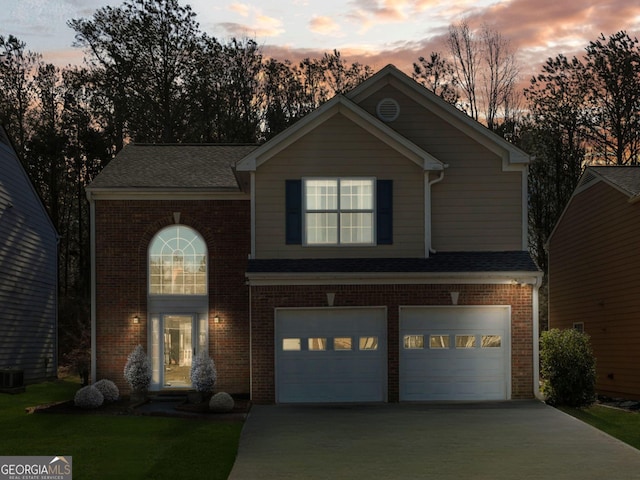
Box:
275;306;511;403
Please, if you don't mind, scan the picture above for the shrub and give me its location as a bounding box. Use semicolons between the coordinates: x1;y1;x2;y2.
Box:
94;379;120;403
209;392;234;413
74;385;104;409
123;345;151;392
190;351;217;393
540;328;596;407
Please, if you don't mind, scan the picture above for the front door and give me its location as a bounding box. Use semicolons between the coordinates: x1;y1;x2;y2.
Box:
162;314;194;388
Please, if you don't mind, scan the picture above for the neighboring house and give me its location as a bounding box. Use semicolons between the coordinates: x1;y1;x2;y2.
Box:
0;126;58;387
87;65;541;403
548;166;640;400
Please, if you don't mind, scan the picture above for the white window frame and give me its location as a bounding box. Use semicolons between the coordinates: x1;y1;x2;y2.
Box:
302;177;376;246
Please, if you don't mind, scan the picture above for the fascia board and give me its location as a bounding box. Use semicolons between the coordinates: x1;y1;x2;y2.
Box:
236;95;444;172
348;66;530;170
245;270;543;286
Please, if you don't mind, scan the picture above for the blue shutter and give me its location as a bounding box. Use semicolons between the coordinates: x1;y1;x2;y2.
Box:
285;180;302;245
376;180;393;245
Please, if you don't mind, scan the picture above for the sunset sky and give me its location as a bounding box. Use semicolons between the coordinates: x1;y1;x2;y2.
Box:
2;0;639;79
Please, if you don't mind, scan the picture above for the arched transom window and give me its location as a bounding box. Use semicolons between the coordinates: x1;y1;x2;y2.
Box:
149;225;207;295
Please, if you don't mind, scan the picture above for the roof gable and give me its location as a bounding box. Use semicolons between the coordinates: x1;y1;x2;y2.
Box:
577;166;640;200
235;94;445;172
347;64;529;170
548;166;640;245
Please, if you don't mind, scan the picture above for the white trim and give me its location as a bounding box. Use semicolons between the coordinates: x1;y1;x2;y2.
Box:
250;172;256;259
521;168;528;250
236;95;444;173
85;189;249;201
246;271;543;286
533;279;542;400
89;194;97;384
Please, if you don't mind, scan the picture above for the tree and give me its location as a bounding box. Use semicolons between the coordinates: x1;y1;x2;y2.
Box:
0;35;40;158
412;51;459;105
480;26;519;131
69;0;201;144
448;21;479;120
582;31;640;165
523;54;587;275
445;22;520;131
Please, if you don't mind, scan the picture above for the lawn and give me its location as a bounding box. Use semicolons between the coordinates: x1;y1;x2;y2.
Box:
560;405;640;450
0;378;243;479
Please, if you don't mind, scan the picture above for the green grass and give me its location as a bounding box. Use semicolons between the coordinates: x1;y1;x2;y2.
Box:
0;378;243;479
560;405;640;450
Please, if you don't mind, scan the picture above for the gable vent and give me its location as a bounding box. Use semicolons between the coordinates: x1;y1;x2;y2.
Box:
376;98;400;122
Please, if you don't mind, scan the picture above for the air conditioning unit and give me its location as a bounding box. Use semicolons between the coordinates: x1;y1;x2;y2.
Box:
0;369;24;392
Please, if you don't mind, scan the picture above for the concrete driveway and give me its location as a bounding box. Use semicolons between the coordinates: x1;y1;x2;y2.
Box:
228;401;640;479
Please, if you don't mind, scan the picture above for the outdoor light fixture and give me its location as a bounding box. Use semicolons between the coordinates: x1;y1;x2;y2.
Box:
214;314;220;324
133;315;140;324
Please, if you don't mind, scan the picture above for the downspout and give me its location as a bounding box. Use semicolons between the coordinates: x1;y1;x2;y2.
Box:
250;172;256;259
426;170;445;257
248;279;253;401
87;191;97;384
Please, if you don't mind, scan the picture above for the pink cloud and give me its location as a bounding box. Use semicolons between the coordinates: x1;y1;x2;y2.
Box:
228;3;250;17
309;16;342;35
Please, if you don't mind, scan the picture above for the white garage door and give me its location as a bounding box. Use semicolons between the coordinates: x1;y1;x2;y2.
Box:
276;307;387;403
400;306;510;401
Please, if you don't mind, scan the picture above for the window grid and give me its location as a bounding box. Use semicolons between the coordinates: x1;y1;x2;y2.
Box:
149;226;207;295
304;178;375;245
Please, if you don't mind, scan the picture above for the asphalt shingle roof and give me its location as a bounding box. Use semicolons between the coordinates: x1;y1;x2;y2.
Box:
590;166;640;197
247;251;540;274
87;144;258;190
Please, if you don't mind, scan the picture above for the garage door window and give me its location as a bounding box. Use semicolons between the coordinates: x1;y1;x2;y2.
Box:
334;337;352;350
404;335;424;349
456;335;477;348
429;335;450;349
481;335;502;348
359;336;378;350
283;338;301;351
308;338;327;351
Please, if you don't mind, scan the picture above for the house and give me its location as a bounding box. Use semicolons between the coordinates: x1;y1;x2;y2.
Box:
0;126;58;388
86;65;541;403
548;166;640;400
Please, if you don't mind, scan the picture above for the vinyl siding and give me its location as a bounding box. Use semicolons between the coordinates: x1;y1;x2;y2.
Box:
358;85;524;251
548;181;640;399
0;141;58;383
254;113;425;259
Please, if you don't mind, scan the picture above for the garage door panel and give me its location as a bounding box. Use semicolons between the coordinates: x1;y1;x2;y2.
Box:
400;306;510;401
276;308;387;403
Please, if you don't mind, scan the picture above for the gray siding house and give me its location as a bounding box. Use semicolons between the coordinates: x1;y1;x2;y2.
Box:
0;126;58;386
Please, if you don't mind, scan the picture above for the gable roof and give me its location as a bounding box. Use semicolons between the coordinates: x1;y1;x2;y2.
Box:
235;94;445;172
347;64;530;170
547;166;640;245
86;144;258;192
578;166;640;200
0;125;57;237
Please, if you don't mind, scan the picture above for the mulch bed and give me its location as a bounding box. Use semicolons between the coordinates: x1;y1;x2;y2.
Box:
28;395;251;419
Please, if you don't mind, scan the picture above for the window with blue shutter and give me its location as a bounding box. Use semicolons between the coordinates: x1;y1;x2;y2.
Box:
285;180;302;244
285;178;392;246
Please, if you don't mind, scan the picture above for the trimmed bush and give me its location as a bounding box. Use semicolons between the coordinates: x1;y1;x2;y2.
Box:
540;328;596;407
190;351;217;393
124;345;151;392
209;392;234;413
74;385;104;409
94;379;120;403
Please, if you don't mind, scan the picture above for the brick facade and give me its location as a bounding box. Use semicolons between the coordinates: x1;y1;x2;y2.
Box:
94;199;250;395
250;283;534;404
